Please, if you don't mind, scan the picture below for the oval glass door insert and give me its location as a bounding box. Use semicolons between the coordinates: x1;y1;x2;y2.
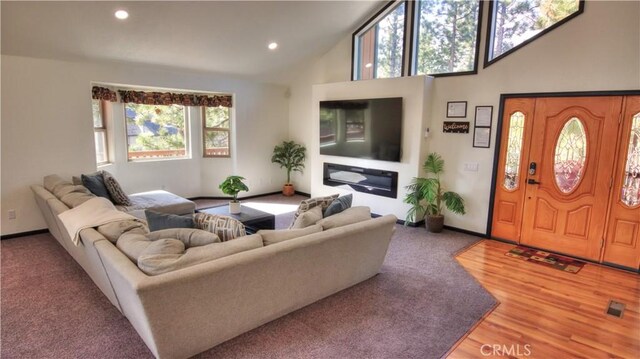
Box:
621;113;640;207
554;117;587;193
503;112;526;190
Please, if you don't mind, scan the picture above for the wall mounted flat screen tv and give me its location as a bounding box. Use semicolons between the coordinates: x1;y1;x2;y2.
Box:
319;97;403;162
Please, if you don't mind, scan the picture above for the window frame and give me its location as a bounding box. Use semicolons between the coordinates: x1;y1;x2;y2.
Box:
408;0;483;78
202;106;232;158
92;99;110;166
484;0;585;68
351;0;409;81
123;103;189;162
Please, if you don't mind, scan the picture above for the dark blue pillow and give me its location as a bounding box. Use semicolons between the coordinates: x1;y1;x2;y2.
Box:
145;210;195;232
323;194;353;217
81;172;113;201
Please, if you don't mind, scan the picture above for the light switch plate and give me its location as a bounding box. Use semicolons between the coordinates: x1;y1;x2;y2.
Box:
464;163;479;172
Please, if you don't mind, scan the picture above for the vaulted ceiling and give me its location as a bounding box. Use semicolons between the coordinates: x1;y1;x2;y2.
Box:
1;1;381;83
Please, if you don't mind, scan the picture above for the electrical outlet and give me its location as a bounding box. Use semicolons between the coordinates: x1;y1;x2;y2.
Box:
8;209;16;220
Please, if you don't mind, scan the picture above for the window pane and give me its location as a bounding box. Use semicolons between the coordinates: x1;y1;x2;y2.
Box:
621;113;640;207
94;131;108;164
554;117;586;193
503;111;525;190
92;99;103;128
414;0;480;75
354;2;405;80
205;106;230;128
204;130;229;157
375;2;405;79
125;103;187;160
490;0;580;61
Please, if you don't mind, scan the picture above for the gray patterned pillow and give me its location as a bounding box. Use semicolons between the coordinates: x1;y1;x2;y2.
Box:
289;194;339;229
193;213;246;241
102;171;132;206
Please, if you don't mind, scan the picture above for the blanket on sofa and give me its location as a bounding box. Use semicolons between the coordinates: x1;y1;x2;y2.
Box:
58;197;143;245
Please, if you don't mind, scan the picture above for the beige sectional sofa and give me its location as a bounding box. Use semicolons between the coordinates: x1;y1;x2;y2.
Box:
31;175;397;359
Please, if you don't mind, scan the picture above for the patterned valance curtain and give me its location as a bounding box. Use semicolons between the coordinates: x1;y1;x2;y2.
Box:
92;86;117;102
118;90;232;108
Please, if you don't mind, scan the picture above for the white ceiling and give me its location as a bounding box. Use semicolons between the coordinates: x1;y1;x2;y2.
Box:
1;1;381;83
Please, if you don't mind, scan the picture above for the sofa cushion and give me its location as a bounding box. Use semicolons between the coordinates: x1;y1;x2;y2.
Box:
258;224;323;246
193;213;246;241
43;174;68;193
122;190;196;215
323;194;353;217
138;233;264;276
81;172;113;201
145;210;194;231
102;171;132;206
146;228;220;248
117;228;219;262
140;238;185;257
97;219;148;243
289;194;338;229
59;190;96;208
290;206;322;229
316;206;371;230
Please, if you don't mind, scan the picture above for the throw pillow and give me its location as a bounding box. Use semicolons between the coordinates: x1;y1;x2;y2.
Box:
145;210;195;232
316;206;371;230
81;172;113;201
193;213;246;241
102;171;132;206
290;206;323;229
289;194;339;229
258;224;323;246
323;194;353;217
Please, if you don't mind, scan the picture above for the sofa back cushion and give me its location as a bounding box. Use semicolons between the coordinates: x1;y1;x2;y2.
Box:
316;206;372;230
138;233;264;276
258;224;323;246
117;228;219;262
43;174;96;208
290;206;323;229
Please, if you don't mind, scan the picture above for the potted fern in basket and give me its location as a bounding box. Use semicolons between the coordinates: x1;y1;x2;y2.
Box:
219;175;249;214
404;153;465;233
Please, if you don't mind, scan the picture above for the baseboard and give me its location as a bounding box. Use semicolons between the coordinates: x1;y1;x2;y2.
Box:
294;191;311;197
1;228;49;240
443;225;488;238
189;191;286;201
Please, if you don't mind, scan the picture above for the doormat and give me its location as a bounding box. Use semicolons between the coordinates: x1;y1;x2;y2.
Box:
505;246;585;273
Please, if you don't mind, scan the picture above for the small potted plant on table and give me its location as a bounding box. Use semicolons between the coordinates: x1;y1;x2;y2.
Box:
271;140;306;196
403;152;465;233
219;175;249;214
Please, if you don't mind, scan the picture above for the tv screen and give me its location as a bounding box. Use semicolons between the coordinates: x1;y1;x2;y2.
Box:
319;97;402;162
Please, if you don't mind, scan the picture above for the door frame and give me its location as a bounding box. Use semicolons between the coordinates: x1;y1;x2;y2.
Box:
487;90;640;243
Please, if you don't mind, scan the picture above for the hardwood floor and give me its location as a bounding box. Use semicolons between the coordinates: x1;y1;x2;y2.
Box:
448;240;640;359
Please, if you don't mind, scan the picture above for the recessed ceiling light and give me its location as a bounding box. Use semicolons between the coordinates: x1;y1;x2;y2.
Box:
115;10;129;20
365;63;373;68
268;42;278;50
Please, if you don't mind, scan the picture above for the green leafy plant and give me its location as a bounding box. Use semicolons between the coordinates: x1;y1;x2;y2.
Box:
404;152;465;223
219;175;249;203
271;141;306;184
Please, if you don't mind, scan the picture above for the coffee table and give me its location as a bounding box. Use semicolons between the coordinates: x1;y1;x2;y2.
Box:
199;205;275;232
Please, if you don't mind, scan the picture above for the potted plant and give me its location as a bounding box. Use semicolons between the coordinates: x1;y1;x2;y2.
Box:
403;153;465;233
219;175;249;214
271;140;306;196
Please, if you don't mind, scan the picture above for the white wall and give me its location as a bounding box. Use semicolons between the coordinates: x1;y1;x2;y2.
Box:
311;76;433;220
288;0;640;233
1;55;289;235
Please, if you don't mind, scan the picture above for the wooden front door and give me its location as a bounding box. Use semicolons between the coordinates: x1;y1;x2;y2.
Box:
520;97;622;260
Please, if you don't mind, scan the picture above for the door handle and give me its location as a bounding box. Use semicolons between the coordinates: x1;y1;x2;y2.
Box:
527;179;541;185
